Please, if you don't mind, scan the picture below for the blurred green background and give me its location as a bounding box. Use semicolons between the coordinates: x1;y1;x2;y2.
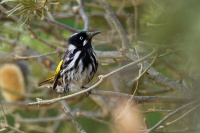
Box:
0;0;200;132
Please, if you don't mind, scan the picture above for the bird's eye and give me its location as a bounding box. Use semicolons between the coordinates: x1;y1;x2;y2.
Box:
80;36;83;40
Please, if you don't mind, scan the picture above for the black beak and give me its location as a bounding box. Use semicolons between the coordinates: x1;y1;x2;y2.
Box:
87;31;101;38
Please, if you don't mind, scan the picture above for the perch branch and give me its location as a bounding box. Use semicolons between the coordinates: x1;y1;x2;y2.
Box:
27;50;156;106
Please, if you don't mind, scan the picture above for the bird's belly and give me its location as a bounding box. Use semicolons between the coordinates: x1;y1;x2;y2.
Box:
66;65;94;89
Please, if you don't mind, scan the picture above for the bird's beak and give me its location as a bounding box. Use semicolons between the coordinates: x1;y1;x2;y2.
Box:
87;31;101;38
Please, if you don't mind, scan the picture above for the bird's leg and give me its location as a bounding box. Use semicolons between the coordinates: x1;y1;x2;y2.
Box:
63;75;69;94
82;86;91;97
63;84;69;94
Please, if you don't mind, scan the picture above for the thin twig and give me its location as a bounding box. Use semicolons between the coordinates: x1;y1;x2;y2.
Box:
0;100;24;133
157;103;200;130
17;110;103;123
116;52;152;123
141;109;174;114
91;90;193;104
132;1;139;41
0;5;59;49
101;49;156;79
0;36;124;60
130;53;158;100
146;100;199;133
62;106;86;133
17;114;66;123
25;26;58;49
99;0;135;56
0;100;7;125
77;0;89;31
14;50;59;60
26;89;192;107
43;17;78;33
99;1;191;94
134;53;158;82
0;124;25;133
145;63;191;93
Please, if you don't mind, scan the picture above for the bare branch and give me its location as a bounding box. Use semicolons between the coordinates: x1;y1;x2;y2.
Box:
131;52;158;99
0;5;59;49
99;0;137;59
77;0;89;31
96;2;191;94
14;50;59;60
0;100;7;125
0;35;124;60
0;100;24;133
17;110;103;123
90;90;193;104
26;89;193;106
146;100;200;133
157;103;200;130
62;106;86;133
0;124;25;133
25;25;59;49
43;17;78;33
145;65;191;93
95;50;123;59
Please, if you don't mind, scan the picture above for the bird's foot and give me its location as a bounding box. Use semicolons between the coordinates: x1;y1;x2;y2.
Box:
85;90;91;97
82;87;91;97
63;84;69;94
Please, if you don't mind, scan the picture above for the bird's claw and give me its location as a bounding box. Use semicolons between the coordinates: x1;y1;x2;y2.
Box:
85;90;91;97
63;84;69;94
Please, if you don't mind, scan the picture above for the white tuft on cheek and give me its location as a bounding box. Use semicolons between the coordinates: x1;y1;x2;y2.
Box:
68;45;76;53
70;33;78;38
83;40;88;46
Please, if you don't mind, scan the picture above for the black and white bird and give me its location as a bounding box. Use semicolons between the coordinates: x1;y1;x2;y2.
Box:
38;31;100;93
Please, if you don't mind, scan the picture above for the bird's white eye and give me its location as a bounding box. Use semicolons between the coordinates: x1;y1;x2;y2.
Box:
80;36;83;40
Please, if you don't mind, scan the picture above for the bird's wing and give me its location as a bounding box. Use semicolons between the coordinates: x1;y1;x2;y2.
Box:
38;59;63;88
38;77;54;87
52;60;63;90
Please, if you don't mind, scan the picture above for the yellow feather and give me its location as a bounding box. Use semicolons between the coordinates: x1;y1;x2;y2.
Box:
38;60;63;87
55;60;63;75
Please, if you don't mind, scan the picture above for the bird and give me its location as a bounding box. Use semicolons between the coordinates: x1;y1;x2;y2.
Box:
38;31;100;94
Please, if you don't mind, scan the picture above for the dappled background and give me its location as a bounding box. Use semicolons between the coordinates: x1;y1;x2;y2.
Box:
0;0;200;133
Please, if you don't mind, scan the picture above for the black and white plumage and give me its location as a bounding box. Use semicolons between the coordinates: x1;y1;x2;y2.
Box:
52;31;100;93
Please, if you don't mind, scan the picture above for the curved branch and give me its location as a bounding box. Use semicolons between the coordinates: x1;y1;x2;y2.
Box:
145;64;191;93
146;100;199;133
43;17;78;33
91;90;193;104
99;1;131;52
77;0;89;31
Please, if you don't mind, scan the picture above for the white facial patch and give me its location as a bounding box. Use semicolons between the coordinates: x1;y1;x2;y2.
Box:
70;33;78;38
83;40;88;46
68;45;76;53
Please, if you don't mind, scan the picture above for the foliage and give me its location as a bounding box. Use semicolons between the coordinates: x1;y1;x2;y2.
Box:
1;0;60;24
0;0;200;133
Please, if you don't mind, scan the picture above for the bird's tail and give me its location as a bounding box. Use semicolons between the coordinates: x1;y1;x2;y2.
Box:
38;77;54;87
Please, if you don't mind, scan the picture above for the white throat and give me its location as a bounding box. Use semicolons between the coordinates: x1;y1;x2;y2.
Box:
68;45;76;52
83;40;88;46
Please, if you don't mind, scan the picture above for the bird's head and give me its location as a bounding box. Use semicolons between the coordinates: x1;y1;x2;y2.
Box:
68;31;101;48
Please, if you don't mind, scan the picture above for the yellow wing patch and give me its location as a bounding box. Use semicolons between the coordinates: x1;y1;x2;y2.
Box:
38;60;63;87
55;60;63;76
